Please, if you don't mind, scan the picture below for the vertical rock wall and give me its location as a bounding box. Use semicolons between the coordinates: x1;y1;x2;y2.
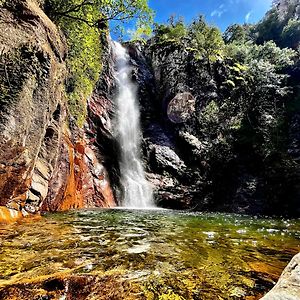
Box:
0;0;116;222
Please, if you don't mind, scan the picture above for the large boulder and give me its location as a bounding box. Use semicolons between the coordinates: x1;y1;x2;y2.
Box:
261;253;300;300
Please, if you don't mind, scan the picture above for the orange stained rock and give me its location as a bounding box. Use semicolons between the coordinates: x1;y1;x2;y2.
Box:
0;206;23;224
245;295;264;300
74;141;85;155
42;134;116;211
0;142;33;207
58;138;84;211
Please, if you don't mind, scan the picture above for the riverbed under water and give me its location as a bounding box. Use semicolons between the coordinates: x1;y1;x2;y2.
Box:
0;209;299;299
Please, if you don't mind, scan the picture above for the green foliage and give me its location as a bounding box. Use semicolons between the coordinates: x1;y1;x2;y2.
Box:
50;4;103;127
196;38;294;179
153;18;187;44
45;0;153;28
248;40;297;69
255;1;300;49
130;25;152;43
223;24;254;44
200;100;219;124
226;40;297;70
188;16;225;62
256;8;283;45
152;15;225;63
45;0;153;126
225;41;253;62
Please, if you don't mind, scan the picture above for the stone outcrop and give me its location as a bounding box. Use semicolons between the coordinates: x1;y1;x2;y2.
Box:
0;0;67;218
0;0;116;222
261;253;300;300
1;1;299;218
126;38;300;216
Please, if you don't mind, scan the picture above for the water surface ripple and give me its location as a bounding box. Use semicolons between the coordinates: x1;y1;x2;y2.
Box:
0;209;299;299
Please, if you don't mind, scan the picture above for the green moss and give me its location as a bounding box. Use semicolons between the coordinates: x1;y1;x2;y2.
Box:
200;100;220;123
50;7;103;127
0;46;46;114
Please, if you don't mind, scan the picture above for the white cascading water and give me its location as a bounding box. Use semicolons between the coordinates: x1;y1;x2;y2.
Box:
112;41;153;208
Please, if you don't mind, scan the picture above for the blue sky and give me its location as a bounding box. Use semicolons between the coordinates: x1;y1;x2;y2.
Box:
111;0;273;40
150;0;272;31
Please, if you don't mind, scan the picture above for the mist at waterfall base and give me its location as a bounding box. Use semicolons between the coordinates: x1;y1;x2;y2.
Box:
112;41;154;209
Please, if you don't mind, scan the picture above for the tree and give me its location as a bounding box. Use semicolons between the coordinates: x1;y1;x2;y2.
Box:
223;24;246;44
188;16;224;72
45;0;153;29
226;40;296;70
249;40;296;69
130;25;152;42
153;17;187;44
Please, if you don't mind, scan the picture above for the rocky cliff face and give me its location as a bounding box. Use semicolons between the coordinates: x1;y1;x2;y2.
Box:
0;0;116;223
1;1;299;220
127;42;207;210
128;40;300;216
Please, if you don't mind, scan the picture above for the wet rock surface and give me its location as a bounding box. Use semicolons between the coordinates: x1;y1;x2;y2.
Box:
0;0;67;217
0;274;134;300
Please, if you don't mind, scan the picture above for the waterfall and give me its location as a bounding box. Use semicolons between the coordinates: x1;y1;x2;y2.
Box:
112;41;153;208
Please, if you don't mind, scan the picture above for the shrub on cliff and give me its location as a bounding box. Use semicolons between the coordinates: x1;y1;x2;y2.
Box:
44;0;153;127
188;16;225;73
153;17;187;45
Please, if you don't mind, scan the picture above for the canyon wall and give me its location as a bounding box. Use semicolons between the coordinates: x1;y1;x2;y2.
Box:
128;40;300;216
0;0;116;223
0;0;299;221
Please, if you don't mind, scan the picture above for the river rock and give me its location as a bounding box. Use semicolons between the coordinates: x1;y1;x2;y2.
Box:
261;253;300;300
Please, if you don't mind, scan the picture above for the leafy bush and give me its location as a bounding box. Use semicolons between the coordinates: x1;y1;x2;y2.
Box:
45;0;153;126
153;18;187;44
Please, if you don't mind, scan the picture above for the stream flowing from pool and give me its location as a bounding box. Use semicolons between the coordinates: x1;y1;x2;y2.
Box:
112;41;153;208
0;209;299;299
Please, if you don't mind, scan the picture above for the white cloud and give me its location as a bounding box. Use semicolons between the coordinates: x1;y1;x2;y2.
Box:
126;28;135;39
245;10;253;22
211;4;227;18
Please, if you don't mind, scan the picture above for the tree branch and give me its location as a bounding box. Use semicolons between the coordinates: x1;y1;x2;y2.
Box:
58;13;95;27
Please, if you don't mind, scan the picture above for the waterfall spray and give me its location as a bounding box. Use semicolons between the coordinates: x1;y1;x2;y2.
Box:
112;41;153;208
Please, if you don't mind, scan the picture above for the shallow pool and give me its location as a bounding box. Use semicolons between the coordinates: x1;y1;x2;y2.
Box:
0;209;299;299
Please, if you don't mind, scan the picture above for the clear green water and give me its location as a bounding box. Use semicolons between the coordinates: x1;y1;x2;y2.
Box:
0;209;299;299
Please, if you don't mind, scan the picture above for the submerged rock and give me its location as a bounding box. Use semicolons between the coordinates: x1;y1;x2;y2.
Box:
0;274;136;300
